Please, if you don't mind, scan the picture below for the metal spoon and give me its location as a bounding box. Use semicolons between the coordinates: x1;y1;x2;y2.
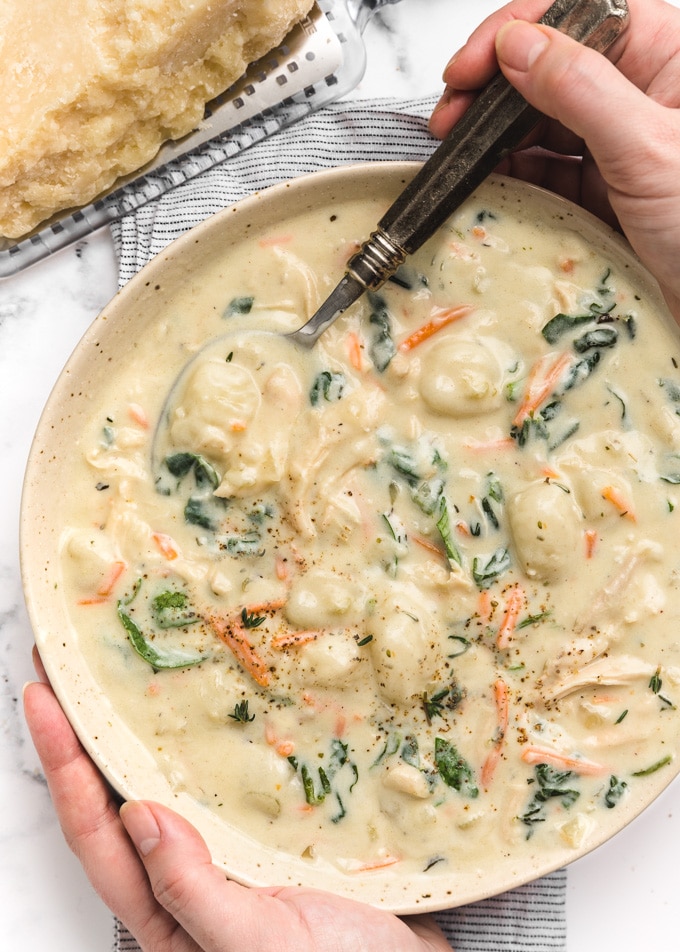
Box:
289;0;629;347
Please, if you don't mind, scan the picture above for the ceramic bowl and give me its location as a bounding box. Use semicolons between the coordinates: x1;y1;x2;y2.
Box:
21;163;680;913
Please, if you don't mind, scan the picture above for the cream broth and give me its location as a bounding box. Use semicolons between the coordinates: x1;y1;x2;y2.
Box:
59;176;680;885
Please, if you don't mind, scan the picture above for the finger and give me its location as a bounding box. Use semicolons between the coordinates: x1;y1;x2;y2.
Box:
23;681;183;949
121;801;452;952
32;643;49;683
429;0;554;138
121;800;291;951
444;0;554;89
494;20;677;200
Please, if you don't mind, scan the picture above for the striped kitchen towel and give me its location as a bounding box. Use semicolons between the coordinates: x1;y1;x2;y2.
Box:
111;94;567;952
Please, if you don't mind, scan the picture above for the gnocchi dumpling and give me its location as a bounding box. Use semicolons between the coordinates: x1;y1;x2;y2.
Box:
169;356;260;464
418;336;509;417
508;479;583;582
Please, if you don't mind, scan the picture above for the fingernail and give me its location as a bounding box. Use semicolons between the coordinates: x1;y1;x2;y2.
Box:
120;801;161;857
496;20;549;72
432;85;453;115
443;48;462;75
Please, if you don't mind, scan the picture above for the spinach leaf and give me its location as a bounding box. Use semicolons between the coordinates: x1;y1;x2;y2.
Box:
367;293;396;372
310;371;346;405
434;737;479;797
472;547;511;589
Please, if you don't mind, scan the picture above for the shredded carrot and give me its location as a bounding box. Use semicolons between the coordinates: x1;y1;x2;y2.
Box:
559;257;575;274
541;466;562;480
264;723;296;758
481;678;509;788
455;520;472;537
463;437;516;452
209;616;270;687
412;534;447;559
229;419;248;432
97;560;126;597
478;589;493;623
601;485;637;521
275;556;289;582
264;721;277;746
78;560;126;604
152;532;180;561
259;233;293;248
347;331;363;371
398;305;473;352
585;528;598;559
471;225;487;240
513;351;573;428
521;745;606;775
271;629;321;651
334;713;347;738
128;402;149;429
496;584;524;650
353;854;402;873
241;598;287;616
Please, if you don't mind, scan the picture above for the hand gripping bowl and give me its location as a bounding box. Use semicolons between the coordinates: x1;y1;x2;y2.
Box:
21;163;680;913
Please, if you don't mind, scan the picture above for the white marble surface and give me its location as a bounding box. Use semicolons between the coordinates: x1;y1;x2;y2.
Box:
2;1;680;949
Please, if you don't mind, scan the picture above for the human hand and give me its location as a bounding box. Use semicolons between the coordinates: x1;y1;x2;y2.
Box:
429;0;680;321
23;648;450;952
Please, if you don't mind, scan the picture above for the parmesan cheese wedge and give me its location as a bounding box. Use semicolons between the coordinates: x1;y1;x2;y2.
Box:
0;0;314;238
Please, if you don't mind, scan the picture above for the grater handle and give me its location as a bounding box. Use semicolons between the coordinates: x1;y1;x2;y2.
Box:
346;0;629;290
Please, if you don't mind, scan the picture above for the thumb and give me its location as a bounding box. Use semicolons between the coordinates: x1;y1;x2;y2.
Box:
495;19;664;196
120;800;269;951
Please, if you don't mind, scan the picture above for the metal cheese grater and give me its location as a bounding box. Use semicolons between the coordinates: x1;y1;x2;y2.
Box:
0;0;401;277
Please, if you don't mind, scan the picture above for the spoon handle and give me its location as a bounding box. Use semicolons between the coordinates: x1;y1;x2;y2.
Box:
346;0;629;290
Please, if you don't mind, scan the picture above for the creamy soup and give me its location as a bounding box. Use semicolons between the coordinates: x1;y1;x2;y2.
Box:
56;175;680;892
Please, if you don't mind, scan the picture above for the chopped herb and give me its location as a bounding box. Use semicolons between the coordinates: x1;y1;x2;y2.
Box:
367;293;396;372
184;496;222;531
241;607;266;629
357;634;374;647
560;350;601;392
401;734;421;767
382;511;407;545
422;689;450;724
472;547;511;590
517;610;551;630
447;635;471;657
331;793;346;824
481;495;500;530
604;775;627;808
436;497;462;566
164;452;220;489
372;732;401;767
649;667;675;708
309;370;346;406
229;700;255;723
542;312;594;345
434;737;479;798
225;295;254;316
411;477;445;516
486;473;503;503
292;740;358;814
424;856;445;871
151;590;200;629
632;756;672;777
117;603;208;670
519;764;580;838
573;326;618;353
219;531;264;557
